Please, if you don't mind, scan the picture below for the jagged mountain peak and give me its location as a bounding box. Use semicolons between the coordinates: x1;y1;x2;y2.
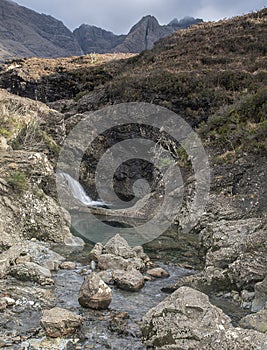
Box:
128;15;161;34
0;0;203;60
74;14;202;54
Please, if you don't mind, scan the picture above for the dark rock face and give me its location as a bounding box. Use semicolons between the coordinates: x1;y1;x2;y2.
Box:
113;16;173;53
0;0;82;61
74;15;203;54
73;25;126;54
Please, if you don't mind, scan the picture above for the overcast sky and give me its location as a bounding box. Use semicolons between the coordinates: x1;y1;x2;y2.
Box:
15;0;266;34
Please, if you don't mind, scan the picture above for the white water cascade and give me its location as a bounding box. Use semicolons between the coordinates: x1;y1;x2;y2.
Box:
59;172;106;207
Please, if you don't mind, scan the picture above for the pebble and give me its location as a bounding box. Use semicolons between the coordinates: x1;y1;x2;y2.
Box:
146;267;170;278
59;261;76;270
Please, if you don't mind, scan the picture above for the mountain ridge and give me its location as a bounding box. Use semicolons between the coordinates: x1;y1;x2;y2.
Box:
0;0;203;61
74;15;203;54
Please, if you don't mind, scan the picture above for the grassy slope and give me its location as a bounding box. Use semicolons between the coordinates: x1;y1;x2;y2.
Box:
0;9;266;158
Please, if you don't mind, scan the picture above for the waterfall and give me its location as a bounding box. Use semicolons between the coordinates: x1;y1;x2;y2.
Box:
59;172;106;207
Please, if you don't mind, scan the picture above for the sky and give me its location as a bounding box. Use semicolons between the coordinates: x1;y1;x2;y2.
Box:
14;0;266;34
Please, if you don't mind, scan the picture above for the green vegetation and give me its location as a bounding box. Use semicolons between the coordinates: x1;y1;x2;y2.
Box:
74;90;89;101
198;87;267;155
6;171;27;193
89;52;98;64
12;125;61;157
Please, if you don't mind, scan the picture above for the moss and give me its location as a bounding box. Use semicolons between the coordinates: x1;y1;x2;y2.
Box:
74;90;89;102
6;171;27;193
0;128;12;137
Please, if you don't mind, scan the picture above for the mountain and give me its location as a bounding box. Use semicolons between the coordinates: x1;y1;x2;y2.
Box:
113;15;174;53
73;25;126;54
74;15;203;54
168;16;203;28
0;0;82;62
0;0;202;61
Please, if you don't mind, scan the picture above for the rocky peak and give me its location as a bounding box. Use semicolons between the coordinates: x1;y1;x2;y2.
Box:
74;14;203;54
128;15;161;34
73;24;125;54
113;16;174;53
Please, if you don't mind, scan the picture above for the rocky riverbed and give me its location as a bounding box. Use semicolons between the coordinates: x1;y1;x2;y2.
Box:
0;237;194;349
1;233;266;350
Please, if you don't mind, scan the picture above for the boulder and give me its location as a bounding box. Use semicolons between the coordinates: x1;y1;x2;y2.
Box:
252;277;267;312
133;245;151;263
40;307;83;338
97;270;114;284
0;241;65;278
163;218;267;297
239;303;267;333
78;272;112;309
114;269;144;292
104;234;136;259
9;262;54;286
141;286;267;349
98;254;130;271
200;218;263;269
88;242;103;261
147;267;170;278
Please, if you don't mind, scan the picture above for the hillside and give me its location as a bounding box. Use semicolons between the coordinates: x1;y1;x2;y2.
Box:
0;8;266;215
1;9;266;154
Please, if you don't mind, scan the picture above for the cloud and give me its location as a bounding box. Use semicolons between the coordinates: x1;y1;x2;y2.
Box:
15;0;266;33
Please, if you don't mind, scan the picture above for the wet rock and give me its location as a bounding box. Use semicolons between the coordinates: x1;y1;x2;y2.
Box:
59;261;76;270
163;218;267;297
114;269;144;292
104;234;136;259
78;272;112;309
133;245;151;263
141;286;267;350
144;275;153;281
108;312;129;335
129;257;146;272
97;270;114;284
147;267;170;278
252;277;267;312
40;307;83;338
98;254;130;271
9;262;54;286
88;242;103;261
239;303;267;333
162;267;231;294
108;312;139;337
0;241;65;278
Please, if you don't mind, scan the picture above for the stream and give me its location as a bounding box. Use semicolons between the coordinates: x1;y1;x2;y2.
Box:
0;242;250;350
53;244;194;349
